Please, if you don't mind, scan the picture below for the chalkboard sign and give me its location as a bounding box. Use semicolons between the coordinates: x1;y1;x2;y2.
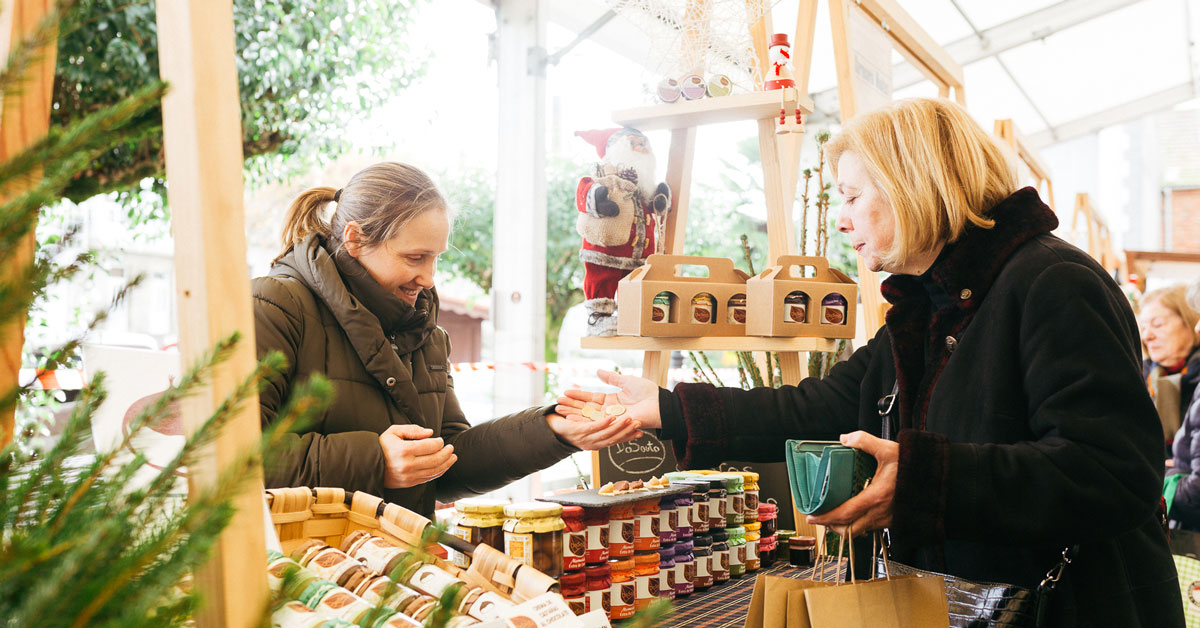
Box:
592;433;796;530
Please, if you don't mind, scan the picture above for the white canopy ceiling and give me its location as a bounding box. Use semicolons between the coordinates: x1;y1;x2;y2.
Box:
544;0;1200;149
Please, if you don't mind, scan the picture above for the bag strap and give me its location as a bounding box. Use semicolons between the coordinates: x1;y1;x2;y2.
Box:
878;380;899;441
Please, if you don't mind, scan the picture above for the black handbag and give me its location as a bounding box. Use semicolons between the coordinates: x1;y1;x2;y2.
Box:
875;381;1078;628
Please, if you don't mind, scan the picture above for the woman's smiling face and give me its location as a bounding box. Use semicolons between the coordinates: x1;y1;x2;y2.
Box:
345;208;450;305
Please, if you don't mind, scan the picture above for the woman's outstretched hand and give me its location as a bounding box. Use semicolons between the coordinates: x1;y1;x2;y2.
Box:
556;369;663;430
546;412;643;450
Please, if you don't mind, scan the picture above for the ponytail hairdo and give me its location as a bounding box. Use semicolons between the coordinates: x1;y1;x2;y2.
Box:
276;162;448;260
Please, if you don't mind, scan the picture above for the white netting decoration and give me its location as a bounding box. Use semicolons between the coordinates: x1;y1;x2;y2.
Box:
607;0;776;92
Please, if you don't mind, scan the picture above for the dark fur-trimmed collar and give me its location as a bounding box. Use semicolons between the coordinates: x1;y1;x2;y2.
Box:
880;187;1057;430
881;187;1058;307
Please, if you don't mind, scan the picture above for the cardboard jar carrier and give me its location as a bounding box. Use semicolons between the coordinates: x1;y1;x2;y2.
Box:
746;256;858;339
265;487;557;604
617;254;751;337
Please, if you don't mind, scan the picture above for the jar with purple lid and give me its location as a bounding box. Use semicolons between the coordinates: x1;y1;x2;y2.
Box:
708;480;727;531
657;546;676;601
679;480;711;535
711;529;731;584
673;540;695;597
657;494;676;545
673;491;693;540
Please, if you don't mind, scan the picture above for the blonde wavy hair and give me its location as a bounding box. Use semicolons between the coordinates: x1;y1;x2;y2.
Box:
826;98;1020;268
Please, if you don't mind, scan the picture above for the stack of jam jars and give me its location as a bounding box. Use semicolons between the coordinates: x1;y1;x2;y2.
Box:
728;525;746;579
657;493;678;602
716;474;744;528
711;528;731;584
739;472;760;523
744;520;762;574
758;501;778;568
580;505;610;617
561;505;586;615
631;497;661;611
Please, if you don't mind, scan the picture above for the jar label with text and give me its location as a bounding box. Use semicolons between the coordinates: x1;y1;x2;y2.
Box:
563;530;586;571
504;531;533;566
451;525;473;568
585;524;609;563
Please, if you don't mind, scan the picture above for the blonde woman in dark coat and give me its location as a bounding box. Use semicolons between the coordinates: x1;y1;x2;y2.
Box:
559;99;1183;627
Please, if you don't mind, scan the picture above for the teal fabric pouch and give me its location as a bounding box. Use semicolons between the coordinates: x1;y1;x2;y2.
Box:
785;440;877;515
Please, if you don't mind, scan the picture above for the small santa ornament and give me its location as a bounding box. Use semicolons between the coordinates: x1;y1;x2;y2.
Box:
764;33;796;90
575;127;672;336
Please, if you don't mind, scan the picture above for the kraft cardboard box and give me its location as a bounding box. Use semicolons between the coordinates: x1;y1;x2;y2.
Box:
616;254;751;337
746;255;857;339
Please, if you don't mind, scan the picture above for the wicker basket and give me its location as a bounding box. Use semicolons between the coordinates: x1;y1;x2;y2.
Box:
265;487;558;604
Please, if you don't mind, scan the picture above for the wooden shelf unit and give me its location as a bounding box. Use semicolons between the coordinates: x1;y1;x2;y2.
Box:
582;335;836;353
613;89;815;131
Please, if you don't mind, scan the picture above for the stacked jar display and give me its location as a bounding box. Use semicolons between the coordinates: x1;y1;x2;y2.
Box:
758;502;779;568
678;479;712;598
744;521;761;573
561;506;586;615
727;526;746;578
631;497;661;611
715;474;744;528
658;493;678;602
711;528;731;584
581;505;610;618
739;472;760;522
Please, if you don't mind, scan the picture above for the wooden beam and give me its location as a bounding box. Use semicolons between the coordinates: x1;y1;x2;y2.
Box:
661;127;697;256
792;0;819;95
0;0;57;448
1029;82;1196;148
856;0;964;90
154;1;267;626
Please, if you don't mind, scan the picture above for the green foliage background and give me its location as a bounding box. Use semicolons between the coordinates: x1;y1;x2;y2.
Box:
54;0;428;223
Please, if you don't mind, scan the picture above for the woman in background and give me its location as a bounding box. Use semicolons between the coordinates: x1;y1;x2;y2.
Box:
1138;284;1200;447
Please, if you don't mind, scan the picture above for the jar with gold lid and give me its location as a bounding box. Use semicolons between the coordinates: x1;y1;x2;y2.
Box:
503;501;565;578
451;498;506;569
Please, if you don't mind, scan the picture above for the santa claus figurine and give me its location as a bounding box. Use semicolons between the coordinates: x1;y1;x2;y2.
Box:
575;127;671;336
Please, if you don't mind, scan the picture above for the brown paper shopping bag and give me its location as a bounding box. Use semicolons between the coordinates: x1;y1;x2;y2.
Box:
744;573;835;628
803;530;950;628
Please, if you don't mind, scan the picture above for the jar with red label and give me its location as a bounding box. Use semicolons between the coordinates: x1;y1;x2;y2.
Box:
633;552;660;611
582;506;609;565
744;521;761;573
690;534;713;591
711;529;731;584
608;503;635;558
673;491;693;540
657;546;675;601
560;571;587;616
584;563;611;618
633;497;660;552
562;505;586;572
758;502;778;539
758;534;777;568
657;494;677;545
608;557;636;620
673;540;695;597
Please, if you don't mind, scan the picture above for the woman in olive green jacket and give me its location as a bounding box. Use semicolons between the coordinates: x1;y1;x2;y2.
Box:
253;162;639;517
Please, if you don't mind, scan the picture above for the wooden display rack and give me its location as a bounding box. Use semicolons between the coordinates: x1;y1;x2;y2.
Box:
995;118;1055;212
1073;193;1123;276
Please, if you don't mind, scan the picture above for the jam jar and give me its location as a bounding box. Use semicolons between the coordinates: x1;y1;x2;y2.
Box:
633;497;661;552
503;502;565;578
717;474;744;527
744;521;761;573
822;293;848;325
673;539;695;597
784;291;809;323
707;480;727;531
711;529;731;584
658;494;677;545
608;503;635;558
633;552;660;610
728;526;746;578
789;536;816;567
758;502;778;539
758;534;777;569
562;505;586;572
450;498;506;569
584;563;611;618
582;506;610;565
560;571;587;616
690;534;713;591
682;480;711;535
673;491;693;541
657;546;676;601
740;472;760;520
608;557;636;620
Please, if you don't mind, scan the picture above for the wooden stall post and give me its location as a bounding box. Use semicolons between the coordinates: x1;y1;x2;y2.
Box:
0;0;57;448
155;1;267;626
826;0;966;337
995;119;1055;212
